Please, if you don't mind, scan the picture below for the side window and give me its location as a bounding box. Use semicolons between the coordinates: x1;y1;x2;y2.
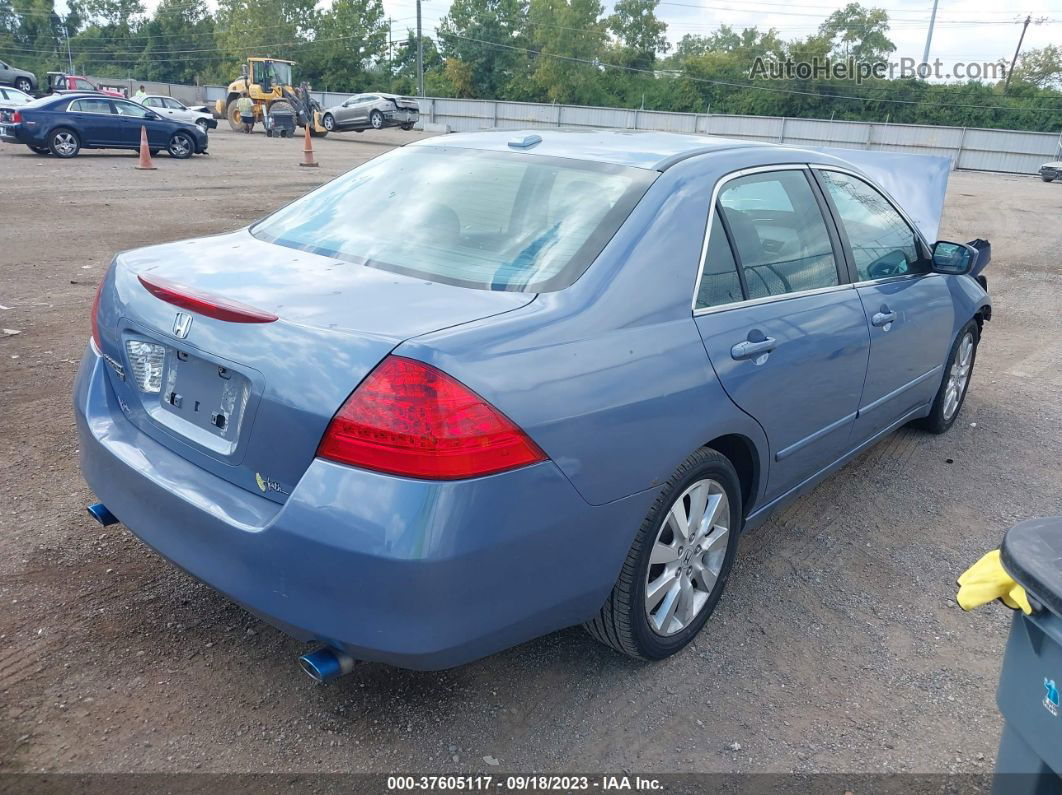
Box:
114;100;151;117
817;170;926;281
718;170;840;299
143;97;161;107
70;98;114;114
695;212;743;309
165;98;184;110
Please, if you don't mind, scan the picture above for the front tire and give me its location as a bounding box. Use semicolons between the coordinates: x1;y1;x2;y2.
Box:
49;128;80;158
914;320;979;434
585;447;741;660
225;98;242;132
167;131;195;159
15;77;32;94
369;109;384;129
1042;175;1055;183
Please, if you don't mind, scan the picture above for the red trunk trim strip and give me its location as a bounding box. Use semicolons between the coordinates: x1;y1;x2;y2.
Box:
137;273;278;323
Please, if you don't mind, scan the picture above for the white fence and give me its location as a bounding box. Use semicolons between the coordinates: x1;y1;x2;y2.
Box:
96;76;1062;175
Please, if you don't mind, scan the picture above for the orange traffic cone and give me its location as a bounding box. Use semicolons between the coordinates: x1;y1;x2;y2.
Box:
299;123;318;168
135;125;156;171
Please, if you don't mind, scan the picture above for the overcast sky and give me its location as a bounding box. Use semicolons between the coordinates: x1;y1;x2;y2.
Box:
134;0;1061;80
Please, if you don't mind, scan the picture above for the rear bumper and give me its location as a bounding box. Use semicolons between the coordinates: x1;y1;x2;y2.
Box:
74;344;651;670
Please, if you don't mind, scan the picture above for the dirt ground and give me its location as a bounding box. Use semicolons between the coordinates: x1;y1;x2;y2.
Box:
1;127;1061;777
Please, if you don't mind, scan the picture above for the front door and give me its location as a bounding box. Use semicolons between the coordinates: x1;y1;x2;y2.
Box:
113;99;171;149
693;167;870;503
814;168;956;441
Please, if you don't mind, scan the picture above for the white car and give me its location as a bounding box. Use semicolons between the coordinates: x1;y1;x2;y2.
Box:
137;95;218;133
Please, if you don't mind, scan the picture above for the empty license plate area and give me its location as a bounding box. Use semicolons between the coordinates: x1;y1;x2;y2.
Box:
155;349;252;453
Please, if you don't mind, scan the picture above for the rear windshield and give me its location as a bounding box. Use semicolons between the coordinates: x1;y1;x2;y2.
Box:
251;146;654;292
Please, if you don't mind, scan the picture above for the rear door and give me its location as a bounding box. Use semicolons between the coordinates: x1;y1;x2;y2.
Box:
813;168;955;441
693;166;871;503
67;97;120;145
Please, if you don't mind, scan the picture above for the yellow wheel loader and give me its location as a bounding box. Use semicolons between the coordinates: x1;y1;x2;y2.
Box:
214;57;328;136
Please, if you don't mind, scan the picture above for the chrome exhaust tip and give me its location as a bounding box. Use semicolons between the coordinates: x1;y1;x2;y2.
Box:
298;647;356;683
87;502;119;527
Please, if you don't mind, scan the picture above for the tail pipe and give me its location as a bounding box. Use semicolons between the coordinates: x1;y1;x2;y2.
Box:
298;647;357;683
87;502;119;527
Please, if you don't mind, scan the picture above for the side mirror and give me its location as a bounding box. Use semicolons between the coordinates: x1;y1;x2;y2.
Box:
146;111;161;121
931;241;977;275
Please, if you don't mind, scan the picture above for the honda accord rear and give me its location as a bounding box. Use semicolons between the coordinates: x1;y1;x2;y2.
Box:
74;136;660;671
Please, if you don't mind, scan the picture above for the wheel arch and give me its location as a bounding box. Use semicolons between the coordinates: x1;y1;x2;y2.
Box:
703;434;759;520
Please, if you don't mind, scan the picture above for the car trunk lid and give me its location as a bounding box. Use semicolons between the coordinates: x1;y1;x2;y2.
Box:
96;230;535;502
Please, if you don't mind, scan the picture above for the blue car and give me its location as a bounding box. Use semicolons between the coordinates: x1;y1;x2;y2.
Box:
75;131;990;675
0;92;208;158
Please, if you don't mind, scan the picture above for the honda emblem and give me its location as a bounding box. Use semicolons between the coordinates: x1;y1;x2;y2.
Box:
172;312;193;339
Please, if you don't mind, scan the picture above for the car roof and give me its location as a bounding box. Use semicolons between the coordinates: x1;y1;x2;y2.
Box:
409;128;777;171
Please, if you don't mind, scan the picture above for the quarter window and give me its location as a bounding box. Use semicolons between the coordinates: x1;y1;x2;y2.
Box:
718;170;840;299
695;213;743;309
817;170;926;281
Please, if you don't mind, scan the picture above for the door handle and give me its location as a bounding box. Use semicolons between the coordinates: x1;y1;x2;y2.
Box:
731;336;777;360
871;310;897;327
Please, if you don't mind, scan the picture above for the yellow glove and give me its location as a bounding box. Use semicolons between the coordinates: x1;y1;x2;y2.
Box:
956;549;1032;615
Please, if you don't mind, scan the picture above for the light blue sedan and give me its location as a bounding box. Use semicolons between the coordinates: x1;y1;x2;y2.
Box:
75;130;991;677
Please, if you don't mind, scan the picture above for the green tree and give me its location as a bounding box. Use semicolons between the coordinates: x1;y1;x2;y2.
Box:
1012;45;1062;90
607;0;667;70
527;0;610;105
134;0;220;83
302;0;386;90
817;3;894;63
214;0;316;78
438;0;530;98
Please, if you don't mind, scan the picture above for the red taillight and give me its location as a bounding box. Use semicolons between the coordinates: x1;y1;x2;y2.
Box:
91;271;106;349
137;273;278;323
12;110;22;123
317;356;547;479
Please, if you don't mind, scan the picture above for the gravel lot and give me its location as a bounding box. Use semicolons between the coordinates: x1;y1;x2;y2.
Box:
1;127;1061;776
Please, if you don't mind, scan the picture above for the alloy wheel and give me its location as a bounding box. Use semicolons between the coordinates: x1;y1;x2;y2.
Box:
323;114;334;130
645;478;730;636
942;331;974;421
53;132;77;156
169;134;191;158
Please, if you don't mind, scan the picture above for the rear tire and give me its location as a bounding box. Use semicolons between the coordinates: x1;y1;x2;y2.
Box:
913;320;979;434
322;113;335;131
400;122;414;131
48;127;80;158
585;447;741;661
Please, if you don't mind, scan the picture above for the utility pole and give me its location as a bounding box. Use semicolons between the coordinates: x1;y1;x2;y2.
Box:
919;0;940;79
387;17;393;77
62;25;73;73
1005;15;1032;90
416;0;424;97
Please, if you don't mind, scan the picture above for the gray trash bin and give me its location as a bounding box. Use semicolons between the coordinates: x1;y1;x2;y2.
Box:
993;516;1062;795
